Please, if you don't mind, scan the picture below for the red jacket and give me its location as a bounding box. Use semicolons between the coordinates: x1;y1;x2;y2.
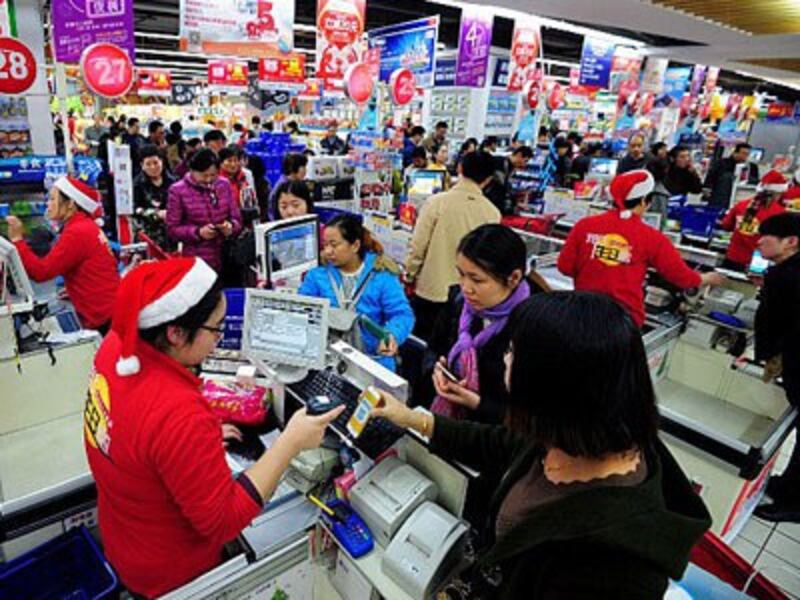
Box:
85;333;262;597
720;198;785;267
558;211;702;326
15;212;119;329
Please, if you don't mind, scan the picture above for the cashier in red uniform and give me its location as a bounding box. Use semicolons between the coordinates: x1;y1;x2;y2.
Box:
558;169;724;327
4;176;119;333
85;257;344;598
719;170;788;272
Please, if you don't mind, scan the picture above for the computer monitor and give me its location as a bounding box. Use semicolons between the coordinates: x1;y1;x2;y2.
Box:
254;215;320;285
242;289;329;382
642;213;662;230
0;236;35;314
406;169;445;201
588;158;619;178
749;147;765;163
748;250;771;275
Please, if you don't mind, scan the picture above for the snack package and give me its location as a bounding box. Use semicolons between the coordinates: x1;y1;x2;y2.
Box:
201;379;268;426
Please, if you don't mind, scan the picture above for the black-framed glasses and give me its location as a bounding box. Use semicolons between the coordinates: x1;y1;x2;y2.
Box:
198;324;225;337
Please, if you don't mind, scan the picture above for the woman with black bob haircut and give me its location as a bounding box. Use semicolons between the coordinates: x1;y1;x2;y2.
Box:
373;292;711;599
420;224;546;425
273;179;314;221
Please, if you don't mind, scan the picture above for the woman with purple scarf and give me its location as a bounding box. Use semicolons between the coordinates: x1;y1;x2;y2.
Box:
427;224;543;424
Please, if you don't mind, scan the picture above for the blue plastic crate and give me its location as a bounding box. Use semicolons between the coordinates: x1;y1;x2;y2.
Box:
680;205;724;238
0;526;118;600
219;288;245;350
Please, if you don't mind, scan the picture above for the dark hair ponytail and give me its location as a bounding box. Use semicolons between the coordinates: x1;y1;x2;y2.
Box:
328;214;383;258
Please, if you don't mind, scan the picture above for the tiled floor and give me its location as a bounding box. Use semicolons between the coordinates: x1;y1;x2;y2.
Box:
732;432;800;599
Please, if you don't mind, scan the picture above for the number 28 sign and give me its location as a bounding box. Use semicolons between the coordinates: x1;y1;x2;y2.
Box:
80;43;134;98
0;37;37;95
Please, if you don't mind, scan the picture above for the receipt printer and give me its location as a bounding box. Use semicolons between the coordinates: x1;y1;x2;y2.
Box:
349;456;437;547
382;501;469;599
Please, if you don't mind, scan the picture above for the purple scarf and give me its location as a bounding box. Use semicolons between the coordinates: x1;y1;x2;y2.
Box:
448;280;531;368
432;281;530;419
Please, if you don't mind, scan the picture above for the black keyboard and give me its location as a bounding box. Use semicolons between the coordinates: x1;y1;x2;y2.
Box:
287;369;404;459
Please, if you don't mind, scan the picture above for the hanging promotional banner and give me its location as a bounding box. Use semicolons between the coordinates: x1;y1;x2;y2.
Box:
766;101;795;122
0;37;36;94
434;57;457;87
705;66;720;93
298;78;322;100
389;68;416;105
179;0;294;57
258;52;306;90
663;67;692;102
0;0;16;37
316;0;366;81
610;47;642;93
524;79;541;110
137;68;172;97
507;19;540;92
578;37;615;89
368;16;438;89
207;60;249;91
640;57;669;94
80;43;134;98
52;0;135;63
455;6;493;87
689;65;706;97
172;83;199;105
492;58;510;88
345;62;374;105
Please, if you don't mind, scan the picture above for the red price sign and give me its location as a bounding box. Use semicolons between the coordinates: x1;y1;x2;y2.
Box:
345;62;373;105
0;37;37;95
524;80;540;110
389;68;416;106
80;43;134;98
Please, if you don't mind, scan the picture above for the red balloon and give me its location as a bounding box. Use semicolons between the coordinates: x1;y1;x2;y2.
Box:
389;68;416;106
80;43;134;98
0;37;37;95
344;62;374;105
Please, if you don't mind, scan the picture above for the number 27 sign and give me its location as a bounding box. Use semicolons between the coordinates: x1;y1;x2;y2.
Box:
0;37;37;95
80;43;134;98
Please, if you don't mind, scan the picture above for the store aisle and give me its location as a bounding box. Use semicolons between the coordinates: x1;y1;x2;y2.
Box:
732;434;800;598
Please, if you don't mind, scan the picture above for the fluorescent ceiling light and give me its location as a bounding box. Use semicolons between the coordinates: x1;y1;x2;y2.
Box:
429;0;645;48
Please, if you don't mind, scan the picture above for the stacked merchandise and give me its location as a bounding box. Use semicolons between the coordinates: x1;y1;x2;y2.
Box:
0;97;33;159
245;133;305;188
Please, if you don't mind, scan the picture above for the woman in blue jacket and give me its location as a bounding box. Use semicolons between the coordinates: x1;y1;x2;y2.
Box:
299;214;414;372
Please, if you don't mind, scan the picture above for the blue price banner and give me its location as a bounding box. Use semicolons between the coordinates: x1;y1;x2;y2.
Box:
368;16;439;89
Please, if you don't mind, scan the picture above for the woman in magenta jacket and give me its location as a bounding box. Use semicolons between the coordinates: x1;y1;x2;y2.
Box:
167;148;241;272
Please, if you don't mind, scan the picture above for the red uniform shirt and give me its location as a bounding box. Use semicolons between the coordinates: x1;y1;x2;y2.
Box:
14;212;120;329
85;333;262;597
783;184;800;204
558;210;702;326
720;198;785;267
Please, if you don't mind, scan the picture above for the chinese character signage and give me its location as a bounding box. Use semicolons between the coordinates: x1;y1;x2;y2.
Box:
179;0;294;58
578;37;615;89
137;68;172;97
455;6;493;87
434;57;457;87
609;47;641;93
507;19;540;92
316;0;366;81
258;52;306;89
52;0;135;63
663;67;692;102
207;60;249;91
368;16;438;89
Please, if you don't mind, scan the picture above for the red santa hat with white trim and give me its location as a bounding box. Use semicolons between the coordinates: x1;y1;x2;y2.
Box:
112;257;218;376
609;169;655;219
758;169;789;194
53;175;105;224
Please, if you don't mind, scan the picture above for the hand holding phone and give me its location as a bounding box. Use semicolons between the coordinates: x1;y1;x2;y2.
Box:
435;361;460;384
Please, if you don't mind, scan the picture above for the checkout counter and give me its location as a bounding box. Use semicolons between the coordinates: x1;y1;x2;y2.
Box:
0;238;100;561
523;228;797;542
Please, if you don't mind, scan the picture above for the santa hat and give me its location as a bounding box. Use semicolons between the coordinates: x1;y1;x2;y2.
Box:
609;169;654;218
54;175;105;224
113;257;218;376
759;169;789;194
